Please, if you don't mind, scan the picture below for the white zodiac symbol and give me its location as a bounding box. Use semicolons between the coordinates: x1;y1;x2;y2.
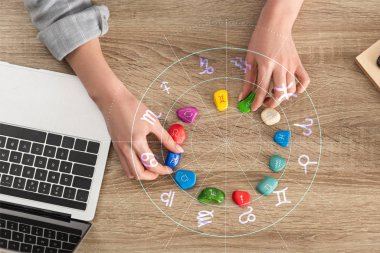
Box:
197;210;214;228
274;82;298;101
239;206;256;224
230;57;252;73
140;153;158;168
140;110;161;125
184;111;194;119
180;174;189;182
298;154;318;175
199;57;214;75
160;81;171;94
170;156;179;164
273;187;291;207
294;118;313;136
160;190;175;207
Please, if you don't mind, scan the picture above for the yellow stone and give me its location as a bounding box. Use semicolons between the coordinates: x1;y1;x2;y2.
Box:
213;89;228;111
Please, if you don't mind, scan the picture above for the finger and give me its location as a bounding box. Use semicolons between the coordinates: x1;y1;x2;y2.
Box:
122;145;159;181
251;66;272;111
264;69;286;108
134;139;173;176
113;143;135;179
295;64;310;93
119;152;135;179
152;124;184;154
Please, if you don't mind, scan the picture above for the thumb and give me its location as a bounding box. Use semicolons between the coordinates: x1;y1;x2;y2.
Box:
152;125;184;154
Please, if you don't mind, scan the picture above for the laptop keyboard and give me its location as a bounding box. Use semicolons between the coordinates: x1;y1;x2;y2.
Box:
0;212;81;253
0;123;100;211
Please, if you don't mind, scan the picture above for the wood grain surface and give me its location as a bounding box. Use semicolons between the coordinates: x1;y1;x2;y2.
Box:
0;1;379;252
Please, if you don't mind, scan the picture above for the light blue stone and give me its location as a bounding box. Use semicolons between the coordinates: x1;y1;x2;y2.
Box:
256;176;278;196
273;130;291;147
164;151;181;169
174;170;196;190
269;155;286;172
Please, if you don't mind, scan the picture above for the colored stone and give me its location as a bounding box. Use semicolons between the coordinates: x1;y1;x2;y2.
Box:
197;187;225;204
261;108;281;126
256;176;278;196
168;124;186;145
164;151;181;169
174;170;196;190
238;92;256;113
213;89;229;111
273;130;291;147
176;106;199;123
232;190;250;207
269;155;286;172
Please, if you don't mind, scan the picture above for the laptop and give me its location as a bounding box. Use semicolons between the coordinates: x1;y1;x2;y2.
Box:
0;61;111;252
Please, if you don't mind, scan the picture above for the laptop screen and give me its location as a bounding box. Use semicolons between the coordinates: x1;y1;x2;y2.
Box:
0;203;91;253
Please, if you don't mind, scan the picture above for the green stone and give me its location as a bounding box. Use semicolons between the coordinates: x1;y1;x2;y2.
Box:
256;176;278;196
269;155;286;172
197;187;225;204
238;92;256;113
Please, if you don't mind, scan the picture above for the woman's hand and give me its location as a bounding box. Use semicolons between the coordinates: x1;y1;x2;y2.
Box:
66;38;183;180
240;0;310;111
102;84;183;180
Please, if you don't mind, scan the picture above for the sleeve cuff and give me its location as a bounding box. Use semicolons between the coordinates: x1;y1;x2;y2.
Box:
37;5;109;61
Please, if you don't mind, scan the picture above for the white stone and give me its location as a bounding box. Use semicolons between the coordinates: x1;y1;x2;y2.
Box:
261;108;281;126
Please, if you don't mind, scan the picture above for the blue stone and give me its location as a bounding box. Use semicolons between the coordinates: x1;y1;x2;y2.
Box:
165;151;181;169
174;170;196;190
273;130;291;147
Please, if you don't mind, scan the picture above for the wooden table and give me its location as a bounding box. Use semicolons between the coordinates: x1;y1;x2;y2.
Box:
1;1;379;252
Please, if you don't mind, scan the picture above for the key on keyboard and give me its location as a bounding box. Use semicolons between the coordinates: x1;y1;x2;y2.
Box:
0;122;99;210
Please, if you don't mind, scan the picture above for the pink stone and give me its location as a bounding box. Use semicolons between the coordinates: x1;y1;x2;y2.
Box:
176;106;199;123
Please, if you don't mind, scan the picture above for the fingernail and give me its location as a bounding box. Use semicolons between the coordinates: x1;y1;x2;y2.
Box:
238;92;243;102
176;144;184;153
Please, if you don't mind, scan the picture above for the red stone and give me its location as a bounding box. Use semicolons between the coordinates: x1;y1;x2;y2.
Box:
232;190;250;207
168;124;186;145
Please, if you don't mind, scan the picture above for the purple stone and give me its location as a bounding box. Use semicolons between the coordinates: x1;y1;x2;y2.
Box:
176;106;199;123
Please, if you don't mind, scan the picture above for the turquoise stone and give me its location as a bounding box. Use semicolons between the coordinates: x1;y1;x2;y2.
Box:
174;170;196;190
269;155;286;172
256;176;278;196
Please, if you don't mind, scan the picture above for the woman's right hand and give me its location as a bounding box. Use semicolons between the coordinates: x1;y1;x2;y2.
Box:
100;83;184;180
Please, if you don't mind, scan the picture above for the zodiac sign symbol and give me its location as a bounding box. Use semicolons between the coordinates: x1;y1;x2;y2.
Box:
170;156;179;165
294;118;313;136
298;154;318;175
160;190;175;207
197;210;214;227
183;111;194;119
140;153;158;168
273;187;291;207
264;183;275;192
160;81;171;94
239;206;256;224
180;174;189;182
230;56;252;73
171;129;179;137
219;95;225;103
140;109;161;126
199;57;214;75
274;82;298;101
